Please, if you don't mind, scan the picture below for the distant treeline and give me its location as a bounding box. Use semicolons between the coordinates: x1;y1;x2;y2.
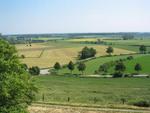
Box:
3;32;150;39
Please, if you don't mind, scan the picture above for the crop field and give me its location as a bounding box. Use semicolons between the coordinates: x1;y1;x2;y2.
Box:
16;42;134;68
33;75;150;108
67;38;102;42
103;39;150;46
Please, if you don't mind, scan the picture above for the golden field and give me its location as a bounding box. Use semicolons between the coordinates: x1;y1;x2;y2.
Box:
16;43;135;68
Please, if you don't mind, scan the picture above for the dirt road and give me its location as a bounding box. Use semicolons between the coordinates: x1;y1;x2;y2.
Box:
29;104;150;113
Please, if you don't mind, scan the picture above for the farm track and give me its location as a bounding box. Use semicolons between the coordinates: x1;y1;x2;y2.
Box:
29;103;150;113
18;46;60;51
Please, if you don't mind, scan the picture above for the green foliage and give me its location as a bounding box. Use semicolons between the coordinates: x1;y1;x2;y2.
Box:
77;62;86;74
139;45;147;54
115;61;126;72
122;34;134;40
79;46;96;59
133;100;150;107
98;64;108;74
0;39;36;113
113;72;123;78
54;62;61;71
134;63;142;73
29;66;40;75
21;63;28;70
127;56;134;60
21;54;25;59
106;46;114;55
67;61;74;74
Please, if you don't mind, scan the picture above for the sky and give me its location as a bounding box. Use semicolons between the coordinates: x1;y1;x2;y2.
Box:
0;0;150;34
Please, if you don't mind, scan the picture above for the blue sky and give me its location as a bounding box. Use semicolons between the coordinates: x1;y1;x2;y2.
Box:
0;0;150;34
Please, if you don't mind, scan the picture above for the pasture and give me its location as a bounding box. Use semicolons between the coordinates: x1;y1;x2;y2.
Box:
34;75;150;108
108;54;150;74
59;54;141;75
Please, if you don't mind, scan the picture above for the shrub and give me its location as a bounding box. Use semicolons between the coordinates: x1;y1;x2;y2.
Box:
21;64;28;70
21;54;25;59
113;72;123;78
124;74;130;77
29;66;40;75
133;101;150;107
54;62;61;71
127;56;134;60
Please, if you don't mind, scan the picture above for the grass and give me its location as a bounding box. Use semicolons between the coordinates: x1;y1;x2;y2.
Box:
103;39;150;46
16;42;134;68
66;38;101;42
108;54;150;74
59;54;141;75
34;75;150;108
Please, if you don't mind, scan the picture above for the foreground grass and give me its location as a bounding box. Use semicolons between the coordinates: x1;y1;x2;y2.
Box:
34;75;150;108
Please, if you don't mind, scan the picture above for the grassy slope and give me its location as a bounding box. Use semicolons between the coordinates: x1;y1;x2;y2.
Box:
108;54;150;74
59;54;143;75
34;75;150;107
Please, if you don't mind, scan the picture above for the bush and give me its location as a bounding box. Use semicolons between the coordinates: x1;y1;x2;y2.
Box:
124;74;130;77
29;66;40;75
127;56;134;60
21;54;25;59
133;101;150;107
113;72;123;78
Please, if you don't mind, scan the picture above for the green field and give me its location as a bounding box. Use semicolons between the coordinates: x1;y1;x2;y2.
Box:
59;54;148;75
34;75;150;108
108;54;150;74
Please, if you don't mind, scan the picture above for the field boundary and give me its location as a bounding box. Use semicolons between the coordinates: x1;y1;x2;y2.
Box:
30;103;150;113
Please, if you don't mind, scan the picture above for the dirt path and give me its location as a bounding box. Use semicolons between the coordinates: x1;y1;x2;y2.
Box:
29;104;150;113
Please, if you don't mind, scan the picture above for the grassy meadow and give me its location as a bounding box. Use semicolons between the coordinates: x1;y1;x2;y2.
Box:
34;75;150;108
108;54;150;74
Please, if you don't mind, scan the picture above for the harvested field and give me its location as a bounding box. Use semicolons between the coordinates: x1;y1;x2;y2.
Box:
17;44;135;68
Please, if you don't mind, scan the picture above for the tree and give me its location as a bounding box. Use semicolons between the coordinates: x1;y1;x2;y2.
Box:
54;62;61;72
21;63;28;70
67;61;74;74
114;62;126;77
0;39;36;113
77;62;86;75
99;64;108;74
135;63;142;73
139;45;147;54
115;62;126;72
79;47;96;59
29;66;40;75
106;46;114;56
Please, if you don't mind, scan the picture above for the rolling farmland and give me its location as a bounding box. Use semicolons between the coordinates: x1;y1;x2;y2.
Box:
16;42;135;68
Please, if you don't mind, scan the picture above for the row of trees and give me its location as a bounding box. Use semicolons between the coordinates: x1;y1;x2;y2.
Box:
97;56;142;77
54;61;86;75
113;61;142;77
